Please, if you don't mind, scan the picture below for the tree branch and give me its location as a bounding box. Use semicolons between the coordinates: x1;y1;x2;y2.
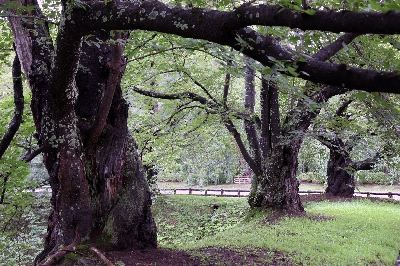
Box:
23;146;46;162
68;2;400;93
350;153;382;171
126;46;225;64
335;98;353;117
90;246;114;266
224;119;261;176
131;86;209;104
243;62;262;166
222;59;232;108
0;54;24;160
312;33;360;62
316;133;341;152
87;31;126;149
83;3;400;35
182;71;219;104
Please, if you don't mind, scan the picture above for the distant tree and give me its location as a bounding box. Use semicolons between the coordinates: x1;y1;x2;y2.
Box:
316;95;400;196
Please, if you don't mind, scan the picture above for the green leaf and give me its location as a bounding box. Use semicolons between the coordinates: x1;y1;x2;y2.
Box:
292;5;302;11
287;66;299;76
354;92;367;100
304;9;316;15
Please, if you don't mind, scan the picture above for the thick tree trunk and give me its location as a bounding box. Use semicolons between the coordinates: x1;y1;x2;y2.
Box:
324;138;378;197
248;141;304;213
31;30;157;264
325;149;354;197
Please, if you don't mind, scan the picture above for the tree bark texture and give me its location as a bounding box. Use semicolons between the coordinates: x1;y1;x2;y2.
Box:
0;54;24;160
248;142;303;212
242;68;304;212
33;30;157;263
6;3;157;264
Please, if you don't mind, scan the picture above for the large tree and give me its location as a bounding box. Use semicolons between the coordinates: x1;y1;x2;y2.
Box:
2;0;400;264
316;94;400;196
316;98;380;196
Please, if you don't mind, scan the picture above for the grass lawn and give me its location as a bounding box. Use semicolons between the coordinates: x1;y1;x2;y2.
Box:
152;194;400;265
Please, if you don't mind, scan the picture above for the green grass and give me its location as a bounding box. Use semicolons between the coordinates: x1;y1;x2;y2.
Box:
152;194;400;265
152;195;249;247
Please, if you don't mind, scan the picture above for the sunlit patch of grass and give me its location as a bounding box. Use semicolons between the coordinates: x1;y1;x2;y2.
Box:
153;195;400;265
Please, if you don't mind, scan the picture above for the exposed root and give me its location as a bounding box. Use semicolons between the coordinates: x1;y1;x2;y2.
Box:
40;228;80;266
90;246;114;266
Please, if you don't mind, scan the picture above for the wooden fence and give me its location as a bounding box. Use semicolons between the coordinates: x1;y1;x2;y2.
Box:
34;186;400;199
159;188;400;199
233;177;251;184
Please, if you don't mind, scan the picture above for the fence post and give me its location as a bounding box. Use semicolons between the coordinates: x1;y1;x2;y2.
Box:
205;189;207;196
221;189;224;196
238;189;240;197
174;189;176;194
388;192;393;199
367;192;370;198
189;188;192;195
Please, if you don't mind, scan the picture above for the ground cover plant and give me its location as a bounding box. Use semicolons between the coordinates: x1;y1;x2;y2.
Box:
1;192;400;265
151;195;249;247
150;194;400;266
0;192;50;265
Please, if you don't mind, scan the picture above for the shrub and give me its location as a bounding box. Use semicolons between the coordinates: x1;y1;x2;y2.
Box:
297;172;327;184
355;171;394;185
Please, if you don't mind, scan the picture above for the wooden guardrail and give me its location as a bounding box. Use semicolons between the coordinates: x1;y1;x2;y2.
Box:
233;177;251;184
160;188;249;197
34;186;400;199
159;188;400;199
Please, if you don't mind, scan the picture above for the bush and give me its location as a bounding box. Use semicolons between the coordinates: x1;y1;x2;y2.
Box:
355;171;394;185
297;172;326;184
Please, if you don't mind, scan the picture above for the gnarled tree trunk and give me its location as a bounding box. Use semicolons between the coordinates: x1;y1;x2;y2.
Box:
35;30;157;263
317;99;380;197
248;141;303;212
7;2;156;264
325;141;355;197
321;136;380;197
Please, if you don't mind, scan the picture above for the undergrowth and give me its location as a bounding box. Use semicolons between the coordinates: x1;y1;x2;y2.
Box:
151;195;249;247
0;191;50;265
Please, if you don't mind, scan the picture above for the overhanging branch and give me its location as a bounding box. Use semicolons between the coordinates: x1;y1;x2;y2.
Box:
68;2;400;93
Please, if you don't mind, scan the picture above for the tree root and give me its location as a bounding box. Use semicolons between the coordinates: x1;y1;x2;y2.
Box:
89;246;115;266
40;228;80;266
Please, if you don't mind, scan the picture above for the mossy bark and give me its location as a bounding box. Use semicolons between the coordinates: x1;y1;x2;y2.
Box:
32;30;157;264
248;142;303;213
